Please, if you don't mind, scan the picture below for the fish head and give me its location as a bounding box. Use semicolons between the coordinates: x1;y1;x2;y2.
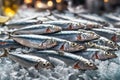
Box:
92;51;117;61
40;39;57;49
36;61;55;69
73;60;97;70
64;42;86;52
52;25;62;32
106;41;119;50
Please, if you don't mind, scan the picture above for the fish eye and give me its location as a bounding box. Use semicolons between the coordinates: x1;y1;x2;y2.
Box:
71;43;77;47
86;62;93;66
42;63;46;67
105;52;111;55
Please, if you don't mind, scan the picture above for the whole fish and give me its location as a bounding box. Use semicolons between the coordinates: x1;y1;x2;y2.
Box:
48;30;100;42
0;39;22;48
77;14;109;26
5;20;42;29
91;28;120;42
28;50;97;70
11;34;57;49
51;13;103;29
43;20;86;30
2;49;54;69
74;48;117;61
9;24;62;34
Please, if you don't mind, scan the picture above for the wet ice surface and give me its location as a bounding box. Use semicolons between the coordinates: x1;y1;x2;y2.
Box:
0;48;120;80
0;10;120;80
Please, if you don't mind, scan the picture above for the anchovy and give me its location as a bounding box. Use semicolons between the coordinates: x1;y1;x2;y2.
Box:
9;24;62;34
43;20;86;30
74;48;117;61
5;20;42;29
77;14;109;26
91;28;120;42
11;34;57;49
0;39;22;48
5;51;54;69
28;50;97;70
48;30;100;42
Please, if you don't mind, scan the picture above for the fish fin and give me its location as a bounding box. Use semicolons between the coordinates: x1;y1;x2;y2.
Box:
46;27;51;33
0;49;9;58
60;44;65;50
34;63;39;69
68;24;73;30
77;35;82;41
73;61;81;69
111;34;117;42
92;51;99;59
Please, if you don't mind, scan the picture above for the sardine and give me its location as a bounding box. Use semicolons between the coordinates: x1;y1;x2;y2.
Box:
0;39;22;48
74;48;117;61
43;20;86;30
48;30;100;42
28;50;97;70
11;34;57;49
77;14;109;26
7;52;54;69
91;28;119;42
5;20;42;29
9;24;62;34
51;13;103;29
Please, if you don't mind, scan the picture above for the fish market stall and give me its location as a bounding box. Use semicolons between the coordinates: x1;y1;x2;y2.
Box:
0;0;120;80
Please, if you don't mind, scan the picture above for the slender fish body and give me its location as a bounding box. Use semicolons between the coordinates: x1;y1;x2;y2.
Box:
91;28;119;42
43;20;86;30
29;50;97;70
10;24;62;34
5;20;42;29
74;48;117;61
77;14;109;26
0;39;22;48
48;30;100;42
8;53;54;69
11;34;57;49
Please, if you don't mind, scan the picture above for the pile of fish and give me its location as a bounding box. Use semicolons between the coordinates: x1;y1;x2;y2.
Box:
0;11;120;71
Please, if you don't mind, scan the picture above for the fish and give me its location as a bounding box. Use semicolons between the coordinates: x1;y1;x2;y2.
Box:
91;37;119;50
74;48;117;61
43;20;86;30
51;13;103;29
77;14;109;26
91;28;120;42
28;50;97;70
48;30;100;42
2;49;54;69
11;34;86;52
0;39;22;49
5;20;42;29
11;34;57;49
9;24;62;34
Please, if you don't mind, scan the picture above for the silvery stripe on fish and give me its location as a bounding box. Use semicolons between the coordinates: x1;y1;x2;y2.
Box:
0;39;22;48
9;24;62;34
74;48;117;61
77;14;109;26
48;30;100;42
91;37;119;50
51;13;103;29
8;53;54;69
11;34;57;49
43;20;86;30
5;20;42;27
103;14;120;23
91;28;119;42
28;50;97;70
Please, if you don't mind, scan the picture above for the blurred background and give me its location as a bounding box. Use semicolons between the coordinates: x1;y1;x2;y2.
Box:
0;0;120;17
